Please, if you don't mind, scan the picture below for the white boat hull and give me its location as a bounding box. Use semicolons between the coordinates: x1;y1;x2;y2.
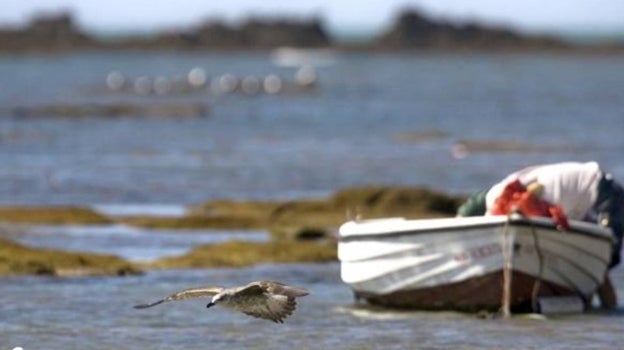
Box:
338;215;613;311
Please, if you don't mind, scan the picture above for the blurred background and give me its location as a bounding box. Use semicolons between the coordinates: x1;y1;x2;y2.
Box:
1;1;624;348
1;0;623;207
0;0;624;205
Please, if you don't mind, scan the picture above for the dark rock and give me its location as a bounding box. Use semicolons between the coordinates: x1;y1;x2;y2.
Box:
236;18;330;48
269;225;334;241
140;18;332;49
0;206;112;225
11;103;208;118
0;237;141;277
376;9;568;50
0;10;621;53
0;12;331;52
0;12;94;52
146;240;337;269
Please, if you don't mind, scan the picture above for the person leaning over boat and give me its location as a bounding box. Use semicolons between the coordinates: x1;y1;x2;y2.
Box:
457;161;624;309
487;179;570;230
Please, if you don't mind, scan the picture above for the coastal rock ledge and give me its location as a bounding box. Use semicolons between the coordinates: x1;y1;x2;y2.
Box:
0;237;141;277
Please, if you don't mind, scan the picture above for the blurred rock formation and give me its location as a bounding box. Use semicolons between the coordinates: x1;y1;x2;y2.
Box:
0;12;94;52
375;10;566;50
0;12;330;52
0;9;622;53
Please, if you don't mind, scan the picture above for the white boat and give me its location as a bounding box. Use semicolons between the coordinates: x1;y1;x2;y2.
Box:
338;215;613;313
270;47;336;67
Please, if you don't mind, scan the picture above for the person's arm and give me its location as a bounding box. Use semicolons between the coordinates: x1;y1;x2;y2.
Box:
548;205;570;230
491;179;525;215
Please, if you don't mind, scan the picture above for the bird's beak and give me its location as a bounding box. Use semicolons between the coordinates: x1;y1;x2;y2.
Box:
206;302;214;308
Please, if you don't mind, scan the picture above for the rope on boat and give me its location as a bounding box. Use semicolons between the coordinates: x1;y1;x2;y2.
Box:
501;215;512;318
501;213;548;316
529;221;545;312
502;212;587;315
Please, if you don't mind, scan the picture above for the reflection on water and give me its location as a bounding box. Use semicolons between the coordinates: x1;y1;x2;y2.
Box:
0;224;268;261
92;203;188;217
1;264;623;349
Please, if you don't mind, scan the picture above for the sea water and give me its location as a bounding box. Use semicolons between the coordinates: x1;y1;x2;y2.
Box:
1;51;624;349
0;262;622;349
1;52;623;205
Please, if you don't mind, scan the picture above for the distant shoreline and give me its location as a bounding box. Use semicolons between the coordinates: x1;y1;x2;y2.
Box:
1;10;622;55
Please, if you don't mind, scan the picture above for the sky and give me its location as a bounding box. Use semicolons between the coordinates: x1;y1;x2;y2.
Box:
3;0;624;37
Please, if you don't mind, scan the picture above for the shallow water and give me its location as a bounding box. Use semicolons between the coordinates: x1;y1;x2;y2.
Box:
2;51;624;349
1;223;623;349
93;203;188;217
1;52;623;205
1;263;623;349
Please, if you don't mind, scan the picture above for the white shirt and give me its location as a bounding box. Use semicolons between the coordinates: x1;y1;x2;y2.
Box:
485;162;602;219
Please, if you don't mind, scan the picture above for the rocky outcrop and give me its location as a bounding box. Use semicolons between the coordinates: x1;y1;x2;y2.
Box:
0;206;112;225
0;237;140;277
11;103;208;119
0;12;330;52
192;18;330;49
0;12;94;52
0;186;463;240
189;186;464;240
376;10;567;50
4;10;616;53
145;240;337;269
0;186;463;274
107;18;330;50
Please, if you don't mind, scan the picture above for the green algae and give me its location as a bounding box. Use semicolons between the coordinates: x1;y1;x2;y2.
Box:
145;240;337;269
0;237;141;277
0;186;463;232
189;199;281;219
120;200;281;230
266;186;464;239
187;186;464;237
119;214;266;230
0;186;462;277
0;206;112;225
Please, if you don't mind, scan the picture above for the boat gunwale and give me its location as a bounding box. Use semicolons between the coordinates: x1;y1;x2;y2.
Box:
339;216;614;244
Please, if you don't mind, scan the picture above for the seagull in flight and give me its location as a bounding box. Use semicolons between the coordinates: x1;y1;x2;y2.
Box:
134;280;309;323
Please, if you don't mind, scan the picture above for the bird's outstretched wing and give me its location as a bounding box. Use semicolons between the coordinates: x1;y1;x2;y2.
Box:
241;280;310;297
235;281;308;323
133;286;223;309
241;294;298;323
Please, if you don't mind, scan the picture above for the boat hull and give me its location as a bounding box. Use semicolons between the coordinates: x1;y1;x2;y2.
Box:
339;216;613;312
354;270;574;312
